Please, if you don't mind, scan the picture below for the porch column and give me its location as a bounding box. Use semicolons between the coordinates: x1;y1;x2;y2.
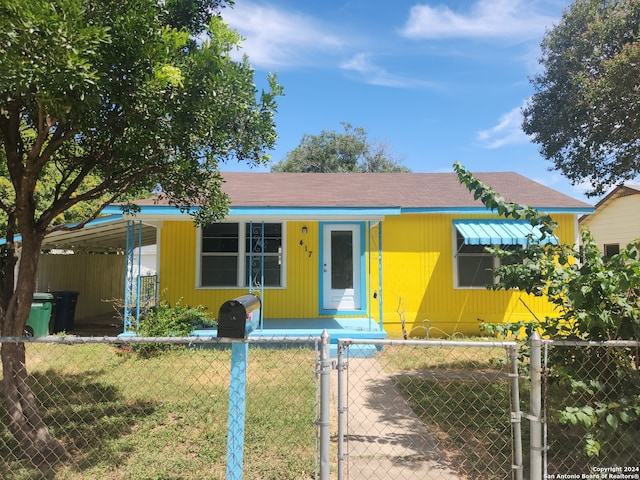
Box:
123;220;143;334
378;221;383;330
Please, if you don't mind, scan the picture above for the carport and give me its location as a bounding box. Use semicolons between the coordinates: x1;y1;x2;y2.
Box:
30;215;158;335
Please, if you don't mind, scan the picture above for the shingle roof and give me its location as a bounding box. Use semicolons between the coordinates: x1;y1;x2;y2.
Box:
134;171;592;210
592;184;640;210
219;172;590;209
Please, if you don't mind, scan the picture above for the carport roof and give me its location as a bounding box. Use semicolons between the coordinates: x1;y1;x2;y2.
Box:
3;215;157;252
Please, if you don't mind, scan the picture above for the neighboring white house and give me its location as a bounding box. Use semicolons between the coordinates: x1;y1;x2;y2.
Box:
579;185;640;257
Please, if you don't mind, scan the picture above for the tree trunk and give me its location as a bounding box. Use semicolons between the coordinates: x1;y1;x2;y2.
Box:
1;236;70;466
1;342;71;466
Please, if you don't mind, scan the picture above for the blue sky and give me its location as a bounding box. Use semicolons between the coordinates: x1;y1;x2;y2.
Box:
219;0;594;204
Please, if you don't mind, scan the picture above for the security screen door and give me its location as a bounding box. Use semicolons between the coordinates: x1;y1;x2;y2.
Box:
322;224;361;310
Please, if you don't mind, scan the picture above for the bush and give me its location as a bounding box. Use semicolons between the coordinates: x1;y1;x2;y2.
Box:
132;299;216;357
456;163;640;460
137;299;216;337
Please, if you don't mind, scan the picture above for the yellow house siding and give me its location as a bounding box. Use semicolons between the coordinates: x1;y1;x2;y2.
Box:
266;221;319;318
158;221;323;320
581;195;640;252
379;213;577;338
158;212;578;336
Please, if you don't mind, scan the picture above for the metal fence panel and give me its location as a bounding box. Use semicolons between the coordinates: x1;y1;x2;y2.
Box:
7;334;636;480
540;340;640;478
337;339;520;480
0;336;319;480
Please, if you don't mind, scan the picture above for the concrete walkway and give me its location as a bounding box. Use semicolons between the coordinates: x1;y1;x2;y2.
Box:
337;357;460;480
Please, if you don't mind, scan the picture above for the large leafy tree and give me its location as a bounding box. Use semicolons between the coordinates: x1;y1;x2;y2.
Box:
455;162;640;459
0;0;280;464
271;122;410;173
522;0;640;196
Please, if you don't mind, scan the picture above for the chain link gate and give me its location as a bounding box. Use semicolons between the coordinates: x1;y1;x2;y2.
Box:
533;338;640;478
335;338;522;480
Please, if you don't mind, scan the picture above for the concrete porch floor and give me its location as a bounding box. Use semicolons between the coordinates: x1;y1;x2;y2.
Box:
71;314;387;343
192;317;387;342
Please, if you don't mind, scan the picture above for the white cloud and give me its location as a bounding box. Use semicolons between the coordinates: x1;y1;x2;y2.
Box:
340;52;438;89
221;2;344;69
401;0;557;41
477;103;531;148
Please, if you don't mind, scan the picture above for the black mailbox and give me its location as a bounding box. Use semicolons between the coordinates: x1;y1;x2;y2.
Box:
217;294;261;339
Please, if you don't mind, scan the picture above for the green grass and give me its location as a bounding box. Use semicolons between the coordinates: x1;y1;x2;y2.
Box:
377;344;519;479
0;344;317;480
379;342;640;478
396;377;518;479
6;340;628;479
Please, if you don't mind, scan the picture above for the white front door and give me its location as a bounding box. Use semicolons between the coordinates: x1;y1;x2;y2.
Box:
322;224;361;311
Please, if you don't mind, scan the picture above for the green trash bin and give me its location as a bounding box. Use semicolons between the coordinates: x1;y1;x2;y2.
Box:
25;293;56;337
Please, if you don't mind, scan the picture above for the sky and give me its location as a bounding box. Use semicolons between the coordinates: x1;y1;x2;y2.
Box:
218;0;595;204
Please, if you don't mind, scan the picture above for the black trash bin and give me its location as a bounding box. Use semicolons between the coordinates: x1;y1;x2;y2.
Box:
52;291;79;334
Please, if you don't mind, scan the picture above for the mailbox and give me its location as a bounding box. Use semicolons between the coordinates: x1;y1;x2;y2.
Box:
217;294;261;339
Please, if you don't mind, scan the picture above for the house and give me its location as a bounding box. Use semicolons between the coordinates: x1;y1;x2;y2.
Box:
579;184;640;258
33;172;592;338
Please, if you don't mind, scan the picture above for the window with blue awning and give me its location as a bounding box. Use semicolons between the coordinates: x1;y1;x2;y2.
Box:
453;219;557;288
453;219;557;246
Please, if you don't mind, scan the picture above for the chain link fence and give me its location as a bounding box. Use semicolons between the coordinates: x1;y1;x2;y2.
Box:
337;339;521;480
2;335;639;480
0;336;320;480
539;339;640;479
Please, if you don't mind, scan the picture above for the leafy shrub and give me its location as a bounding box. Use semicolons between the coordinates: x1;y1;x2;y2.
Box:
133;299;216;357
137;299;216;337
455;162;640;461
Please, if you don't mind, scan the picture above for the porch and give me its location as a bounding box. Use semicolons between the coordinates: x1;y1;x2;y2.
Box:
31;214;388;345
73;313;386;341
72;314;386;358
193;317;386;340
192;317;387;358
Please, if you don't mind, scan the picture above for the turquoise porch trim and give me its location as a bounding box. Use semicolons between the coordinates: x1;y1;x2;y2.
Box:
318;222;367;316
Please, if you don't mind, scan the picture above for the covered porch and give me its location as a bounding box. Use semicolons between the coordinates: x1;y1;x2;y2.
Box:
32;209;390;342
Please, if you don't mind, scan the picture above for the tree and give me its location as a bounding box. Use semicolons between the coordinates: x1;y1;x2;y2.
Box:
522;0;640;196
454;161;640;459
271;122;410;173
0;0;281;464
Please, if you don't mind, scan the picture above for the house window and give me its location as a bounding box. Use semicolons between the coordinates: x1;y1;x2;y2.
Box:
455;231;521;288
200;222;284;288
603;243;619;258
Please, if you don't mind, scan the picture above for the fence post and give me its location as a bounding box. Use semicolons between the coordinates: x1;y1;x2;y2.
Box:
226;341;249;480
319;329;331;480
508;345;524;480
336;340;346;480
530;332;543;480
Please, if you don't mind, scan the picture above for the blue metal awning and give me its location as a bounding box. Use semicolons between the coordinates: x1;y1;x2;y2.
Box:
453;220;558;246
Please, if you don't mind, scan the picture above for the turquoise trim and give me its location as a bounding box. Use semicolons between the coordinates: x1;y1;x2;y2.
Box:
71;214;124;226
318;222;367;316
104;204;401;217
105;203;592;218
402;206;593;215
103;205;187;215
378;221;383;330
319;309;368;316
230;207;399;217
